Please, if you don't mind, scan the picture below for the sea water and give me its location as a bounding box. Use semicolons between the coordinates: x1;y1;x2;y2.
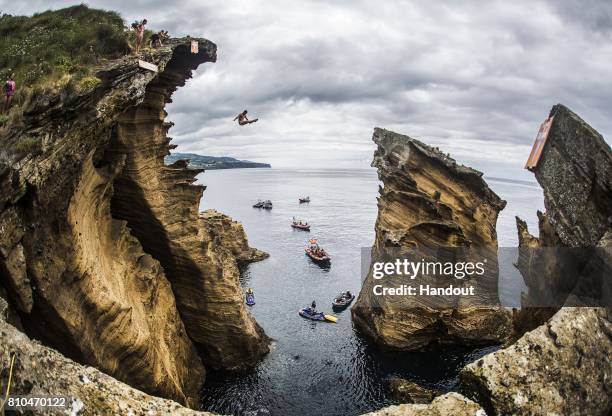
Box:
197;168;544;416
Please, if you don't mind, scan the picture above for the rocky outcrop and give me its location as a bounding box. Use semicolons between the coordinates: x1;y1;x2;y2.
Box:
362;392;484;416
352;128;511;350
0;314;213;415
529;104;611;247
200;209;269;268
460;307;612;416
0;38;268;407
387;378;442;404
459;104;612;416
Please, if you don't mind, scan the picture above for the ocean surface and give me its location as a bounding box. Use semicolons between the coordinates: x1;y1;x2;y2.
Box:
196;168;544;416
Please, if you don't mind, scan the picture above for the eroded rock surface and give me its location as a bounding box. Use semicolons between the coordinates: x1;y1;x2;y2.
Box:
461;308;612;416
529;104;611;247
0;316;214;415
352;128;510;350
363;392;484;416
387;377;442;404
0;38;268;406
460;104;612;416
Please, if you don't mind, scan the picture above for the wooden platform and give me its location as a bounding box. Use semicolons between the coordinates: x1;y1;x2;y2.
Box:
525;116;554;171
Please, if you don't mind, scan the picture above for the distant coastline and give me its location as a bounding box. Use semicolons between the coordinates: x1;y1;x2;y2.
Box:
165;152;271;170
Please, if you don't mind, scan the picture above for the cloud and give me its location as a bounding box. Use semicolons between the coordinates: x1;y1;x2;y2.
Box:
2;0;611;175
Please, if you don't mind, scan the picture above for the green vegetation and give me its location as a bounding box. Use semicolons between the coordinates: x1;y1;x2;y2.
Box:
0;5;143;158
0;4;130;88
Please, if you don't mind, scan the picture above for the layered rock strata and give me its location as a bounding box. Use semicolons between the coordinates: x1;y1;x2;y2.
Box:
0;38;268;407
359;108;611;414
0;309;213;416
352;128;510;350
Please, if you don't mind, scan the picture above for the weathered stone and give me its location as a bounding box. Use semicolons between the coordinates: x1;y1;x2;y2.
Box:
531;104;612;247
363;392;485;416
352;128;511;350
387;377;442;404
0;318;216;415
200;209;269;268
459;104;612;416
460;307;612;416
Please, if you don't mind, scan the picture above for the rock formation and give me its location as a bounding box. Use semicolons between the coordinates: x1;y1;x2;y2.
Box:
387;377;442;404
0;297;211;415
460;104;612;415
352;128;511;350
0;38;269;407
362;392;484;416
461;307;611;416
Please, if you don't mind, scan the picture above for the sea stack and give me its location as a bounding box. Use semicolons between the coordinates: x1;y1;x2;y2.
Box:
352;128;511;350
0;38;269;407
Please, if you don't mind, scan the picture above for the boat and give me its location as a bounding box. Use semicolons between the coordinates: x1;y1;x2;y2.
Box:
299;196;310;203
253;200;273;209
305;238;330;263
245;290;255;306
298;308;337;323
332;292;355;311
291;219;310;231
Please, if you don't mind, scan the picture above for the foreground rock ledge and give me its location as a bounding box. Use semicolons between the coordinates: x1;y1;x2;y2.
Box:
461;307;612;416
362;392;484;416
0;37;269;407
0;315;215;416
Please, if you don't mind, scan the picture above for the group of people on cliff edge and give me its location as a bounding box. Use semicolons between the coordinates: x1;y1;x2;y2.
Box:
131;19;260;128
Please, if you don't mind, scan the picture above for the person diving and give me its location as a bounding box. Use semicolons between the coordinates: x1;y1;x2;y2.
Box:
233;110;258;125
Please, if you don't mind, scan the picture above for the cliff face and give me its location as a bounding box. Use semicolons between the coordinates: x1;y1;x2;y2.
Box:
530;104;612;247
352;128;510;350
0;297;212;415
459;104;612;416
0;38;268;406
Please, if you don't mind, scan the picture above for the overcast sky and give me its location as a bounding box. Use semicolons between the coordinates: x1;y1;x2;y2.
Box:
3;1;611;178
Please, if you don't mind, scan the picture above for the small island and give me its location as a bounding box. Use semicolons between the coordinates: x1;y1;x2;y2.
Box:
165;152;271;170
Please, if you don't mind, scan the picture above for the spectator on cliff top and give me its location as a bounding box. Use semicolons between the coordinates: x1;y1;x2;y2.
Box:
4;74;15;113
134;19;147;54
233;110;258;125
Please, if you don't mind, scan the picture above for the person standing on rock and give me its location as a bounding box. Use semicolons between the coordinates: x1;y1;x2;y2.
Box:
134;19;147;54
234;110;258;125
3;74;15;113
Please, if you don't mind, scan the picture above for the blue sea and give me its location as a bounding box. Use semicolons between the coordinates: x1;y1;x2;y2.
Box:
197;168;544;416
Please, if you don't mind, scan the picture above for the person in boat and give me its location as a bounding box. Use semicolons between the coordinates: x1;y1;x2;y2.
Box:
345;291;352;299
233;110;258;126
310;300;317;312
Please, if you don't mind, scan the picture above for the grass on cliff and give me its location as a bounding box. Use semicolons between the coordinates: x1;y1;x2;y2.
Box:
0;4;130;89
0;4;149;158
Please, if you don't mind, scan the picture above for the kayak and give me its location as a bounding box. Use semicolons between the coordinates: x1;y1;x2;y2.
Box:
246;292;255;306
292;222;311;231
305;247;330;263
298;308;337;323
332;293;355;310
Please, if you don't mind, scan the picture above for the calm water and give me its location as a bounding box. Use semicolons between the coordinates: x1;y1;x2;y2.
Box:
196;168;544;416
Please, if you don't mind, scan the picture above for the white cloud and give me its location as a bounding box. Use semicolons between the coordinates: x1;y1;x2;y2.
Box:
3;0;611;175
